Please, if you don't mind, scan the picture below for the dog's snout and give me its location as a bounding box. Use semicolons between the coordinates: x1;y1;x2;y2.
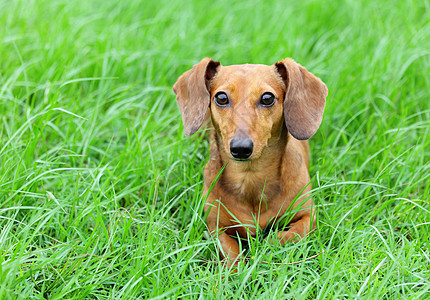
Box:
230;138;253;159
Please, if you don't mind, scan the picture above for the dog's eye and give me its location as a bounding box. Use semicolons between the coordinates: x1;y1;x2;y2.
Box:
260;92;276;107
214;92;229;106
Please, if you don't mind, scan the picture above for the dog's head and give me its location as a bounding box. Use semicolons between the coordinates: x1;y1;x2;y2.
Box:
173;58;328;161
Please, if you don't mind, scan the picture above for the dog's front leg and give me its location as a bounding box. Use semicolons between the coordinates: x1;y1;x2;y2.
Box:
215;231;241;268
205;191;242;268
274;214;314;245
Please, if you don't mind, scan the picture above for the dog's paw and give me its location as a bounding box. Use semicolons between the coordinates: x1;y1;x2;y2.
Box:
268;230;301;245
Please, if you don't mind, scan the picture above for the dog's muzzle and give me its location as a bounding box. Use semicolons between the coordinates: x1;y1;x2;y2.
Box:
230;137;253;159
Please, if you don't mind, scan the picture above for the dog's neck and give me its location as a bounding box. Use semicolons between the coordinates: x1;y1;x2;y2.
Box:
215;127;288;208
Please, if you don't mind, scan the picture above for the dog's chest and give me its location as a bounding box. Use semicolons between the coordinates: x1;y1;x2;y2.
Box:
223;172;283;238
229;170;282;205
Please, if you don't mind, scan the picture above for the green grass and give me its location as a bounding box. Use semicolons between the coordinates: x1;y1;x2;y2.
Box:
1;0;429;298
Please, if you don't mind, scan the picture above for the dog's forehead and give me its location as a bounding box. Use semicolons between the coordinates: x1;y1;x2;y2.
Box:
211;64;283;94
214;64;280;85
217;64;275;78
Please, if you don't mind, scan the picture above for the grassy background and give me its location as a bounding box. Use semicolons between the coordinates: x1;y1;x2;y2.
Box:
1;0;429;298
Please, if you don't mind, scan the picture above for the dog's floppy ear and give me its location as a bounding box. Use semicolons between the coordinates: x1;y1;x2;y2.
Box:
173;58;220;136
275;58;328;140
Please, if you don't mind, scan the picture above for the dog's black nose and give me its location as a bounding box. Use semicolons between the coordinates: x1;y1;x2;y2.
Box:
230;138;253;159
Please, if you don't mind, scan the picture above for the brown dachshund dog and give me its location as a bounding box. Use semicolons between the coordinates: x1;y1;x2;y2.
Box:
173;58;328;267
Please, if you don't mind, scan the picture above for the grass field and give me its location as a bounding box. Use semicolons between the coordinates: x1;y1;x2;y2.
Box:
1;0;429;298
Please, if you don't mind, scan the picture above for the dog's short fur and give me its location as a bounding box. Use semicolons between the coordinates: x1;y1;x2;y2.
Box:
173;58;328;267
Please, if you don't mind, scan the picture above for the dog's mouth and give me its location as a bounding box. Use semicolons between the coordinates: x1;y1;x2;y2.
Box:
231;157;252;163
